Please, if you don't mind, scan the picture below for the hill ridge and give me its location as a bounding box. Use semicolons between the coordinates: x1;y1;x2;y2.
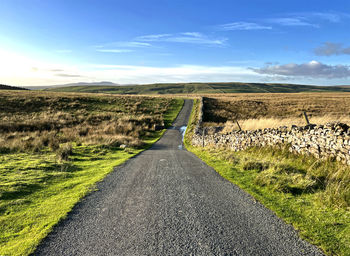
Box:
45;82;350;94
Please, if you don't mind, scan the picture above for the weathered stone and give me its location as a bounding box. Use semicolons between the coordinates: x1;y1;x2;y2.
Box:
191;107;350;166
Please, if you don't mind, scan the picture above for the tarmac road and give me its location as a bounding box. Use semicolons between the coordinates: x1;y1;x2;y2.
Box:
34;99;324;256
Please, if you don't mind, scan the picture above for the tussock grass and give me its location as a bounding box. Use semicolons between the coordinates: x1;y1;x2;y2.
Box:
0;90;184;255
222;115;350;132
0;91;176;153
203;93;350;127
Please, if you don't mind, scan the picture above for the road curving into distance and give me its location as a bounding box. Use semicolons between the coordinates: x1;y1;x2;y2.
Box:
34;99;324;256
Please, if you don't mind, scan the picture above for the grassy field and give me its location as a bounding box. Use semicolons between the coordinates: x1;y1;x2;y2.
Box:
45;82;350;94
185;98;350;256
0;90;184;256
202;93;350;129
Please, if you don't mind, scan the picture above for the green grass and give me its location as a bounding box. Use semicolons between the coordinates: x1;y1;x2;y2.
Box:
163;98;185;127
45;82;350;94
0;97;184;256
184;99;350;256
0;146;139;255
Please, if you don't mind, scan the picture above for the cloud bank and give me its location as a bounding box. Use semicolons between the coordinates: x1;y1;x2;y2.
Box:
251;61;350;79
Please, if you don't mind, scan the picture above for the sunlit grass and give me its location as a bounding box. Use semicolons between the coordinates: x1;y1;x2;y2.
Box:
185;98;350;256
202;93;350;126
221;115;350;132
0;91;184;255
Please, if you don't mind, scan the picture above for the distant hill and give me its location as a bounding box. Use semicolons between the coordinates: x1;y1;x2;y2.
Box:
0;84;28;91
24;81;121;90
45;82;350;94
51;81;121;87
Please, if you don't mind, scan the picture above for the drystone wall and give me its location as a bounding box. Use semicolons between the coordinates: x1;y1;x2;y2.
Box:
191;98;350;165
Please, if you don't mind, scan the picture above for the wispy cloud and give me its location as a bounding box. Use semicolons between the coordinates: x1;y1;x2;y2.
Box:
95;41;151;48
314;42;350;56
136;32;227;46
266;11;349;27
86;64;259;84
266;18;317;27
94;41;151;53
135;34;171;41
96;49;134;53
55;73;83;78
95;33;226;53
292;11;350;23
218;22;272;31
251;61;350;79
220;11;349;32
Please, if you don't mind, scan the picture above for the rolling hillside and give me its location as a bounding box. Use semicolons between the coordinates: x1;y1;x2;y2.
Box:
45;82;350;94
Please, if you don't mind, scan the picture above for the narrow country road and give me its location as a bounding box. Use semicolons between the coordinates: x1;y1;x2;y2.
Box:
34;100;324;256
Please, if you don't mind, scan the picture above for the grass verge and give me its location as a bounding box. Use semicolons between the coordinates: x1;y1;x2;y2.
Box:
185;99;350;256
0;97;183;256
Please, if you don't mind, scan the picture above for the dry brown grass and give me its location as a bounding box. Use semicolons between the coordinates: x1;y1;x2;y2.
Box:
222;115;350;132
0;90;176;153
202;93;350;130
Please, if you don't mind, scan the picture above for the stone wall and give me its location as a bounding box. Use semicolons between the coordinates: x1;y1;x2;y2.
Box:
191;98;350;165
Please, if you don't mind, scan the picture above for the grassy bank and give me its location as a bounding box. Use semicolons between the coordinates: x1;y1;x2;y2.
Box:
0;91;183;255
185;99;350;256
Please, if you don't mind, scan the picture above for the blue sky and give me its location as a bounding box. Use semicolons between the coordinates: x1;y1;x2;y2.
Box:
1;0;350;86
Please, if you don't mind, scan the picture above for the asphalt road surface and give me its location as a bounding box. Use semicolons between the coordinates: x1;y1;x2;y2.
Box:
34;100;324;256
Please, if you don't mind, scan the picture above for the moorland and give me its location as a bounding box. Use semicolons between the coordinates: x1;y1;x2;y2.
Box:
0;90;183;256
201;93;350;129
45;82;350;94
1;85;350;255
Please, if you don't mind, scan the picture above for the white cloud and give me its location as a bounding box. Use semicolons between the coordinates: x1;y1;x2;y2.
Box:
135;34;171;41
96;49;134;53
266;11;349;28
266;18;317;27
251;61;350;79
181;32;202;37
0;50;261;86
3;49;349;87
218;11;349;33
102;41;152;48
218;22;272;31
85;64;259;84
291;11;350;23
55;73;83;78
94;41;151;54
314;42;350;56
136;32;227;46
